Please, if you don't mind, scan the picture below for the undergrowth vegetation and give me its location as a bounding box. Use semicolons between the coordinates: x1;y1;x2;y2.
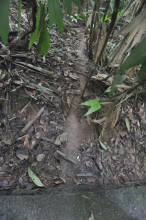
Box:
81;0;146;132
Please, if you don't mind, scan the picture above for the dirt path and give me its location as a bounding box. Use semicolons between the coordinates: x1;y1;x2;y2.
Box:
60;34;92;184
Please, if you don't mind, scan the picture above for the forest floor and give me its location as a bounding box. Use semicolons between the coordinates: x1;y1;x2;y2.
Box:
0;3;146;195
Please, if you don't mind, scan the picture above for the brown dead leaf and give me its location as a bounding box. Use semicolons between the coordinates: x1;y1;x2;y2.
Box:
54;136;61;146
30;138;36;149
16;153;28;160
74;178;81;185
85;161;90;167
54;180;63;185
89;212;94;220
43;123;47;131
67;96;71;108
40;120;45;125
0;83;4;87
36;154;45;162
87;177;95;183
24;138;30;148
48;71;54;78
96;158;103;170
87;115;92;126
50;121;57;126
35;132;41;139
69;72;79;80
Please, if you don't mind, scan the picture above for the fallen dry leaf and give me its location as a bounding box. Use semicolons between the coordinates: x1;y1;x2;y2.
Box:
89;212;94;220
40;120;45;125
67;96;71;108
35;132;41;139
74;178;81;185
85;161;90;167
87;177;95;183
16;153;28;160
54;136;61;146
69;72;79;80
30;138;36;149
96;158;103;170
24;138;30;148
36;154;45;162
87;115;92;126
54;180;63;185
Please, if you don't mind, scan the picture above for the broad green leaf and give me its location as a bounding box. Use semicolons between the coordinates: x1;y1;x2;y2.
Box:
99;141;107;150
48;0;63;33
36;20;50;55
80;99;101;116
117;36;146;75
29;5;41;49
125;117;130;132
63;0;72;14
138;59;146;80
18;0;22;36
72;0;82;10
110;75;126;94
28;167;44;187
63;0;82;15
0;0;10;44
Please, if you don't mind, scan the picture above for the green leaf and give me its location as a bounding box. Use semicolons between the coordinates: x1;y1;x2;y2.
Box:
80;99;101;116
117;36;146;75
63;0;72;14
110;75;126;94
37;20;50;55
120;172;125;177
72;0;82;10
28;167;44;187
18;0;22;36
125;117;130;132
48;0;63;33
29;5;41;50
99;141;107;150
0;0;10;44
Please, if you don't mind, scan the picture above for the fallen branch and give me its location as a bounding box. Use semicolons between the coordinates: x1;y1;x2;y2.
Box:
13;61;54;78
21;107;44;133
56;150;77;164
13;80;56;96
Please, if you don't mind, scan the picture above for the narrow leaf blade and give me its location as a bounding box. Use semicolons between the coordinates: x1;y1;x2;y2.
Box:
110;75;126;94
80;99;101;107
63;0;72;14
80;99;101;116
28;167;44;187
0;0;10;44
117;36;146;75
125;118;130;132
48;0;63;33
85;105;101;116
36;20;50;55
29;5;41;49
99;141;107;150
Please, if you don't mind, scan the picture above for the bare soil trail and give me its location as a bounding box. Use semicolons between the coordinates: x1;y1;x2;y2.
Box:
61;34;92;184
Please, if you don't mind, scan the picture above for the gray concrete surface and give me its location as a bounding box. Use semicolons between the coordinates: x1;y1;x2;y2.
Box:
0;186;146;220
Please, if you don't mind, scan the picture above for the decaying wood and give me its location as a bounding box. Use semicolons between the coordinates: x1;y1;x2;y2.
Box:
56;150;77;164
13;80;54;96
76;172;93;177
13;61;54;78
